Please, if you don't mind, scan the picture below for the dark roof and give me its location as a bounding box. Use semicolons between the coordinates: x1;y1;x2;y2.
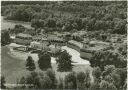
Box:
81;44;108;52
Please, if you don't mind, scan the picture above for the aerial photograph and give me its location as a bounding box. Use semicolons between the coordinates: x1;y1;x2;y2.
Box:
1;1;127;90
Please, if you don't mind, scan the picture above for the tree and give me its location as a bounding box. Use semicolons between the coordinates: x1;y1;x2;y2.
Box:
46;69;57;88
111;72;121;88
74;17;83;30
118;43;127;57
41;75;52;89
1;76;6;89
94;20;106;31
10;24;25;34
102;65;115;78
57;77;64;89
46;18;56;28
25;71;39;88
1;30;11;46
34;75;41;88
38;51;51;70
100;80;117;90
62;22;73;31
84;70;91;88
113;68;127;88
56;50;73;72
90;50;126;70
92;66;101;81
104;75;114;83
123;79;127;90
90;82;100;89
64;72;77;89
113;19;126;34
31;19;44;29
100;80;109;89
108;83;117;90
86;18;96;31
100;34;107;41
76;72;86;89
8;5;35;22
25;74;35;88
19;76;26;88
26;56;36;71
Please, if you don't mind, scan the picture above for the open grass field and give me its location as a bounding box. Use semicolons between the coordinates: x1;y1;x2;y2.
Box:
1;46;29;84
1;46;92;84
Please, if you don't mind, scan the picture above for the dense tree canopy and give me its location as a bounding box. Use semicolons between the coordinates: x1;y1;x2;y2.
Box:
90;50;127;70
56;50;73;72
1;1;127;34
38;51;51;70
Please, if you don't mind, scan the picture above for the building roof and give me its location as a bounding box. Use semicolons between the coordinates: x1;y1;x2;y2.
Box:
81;45;108;52
72;31;87;36
80;40;109;52
86;46;106;51
17;33;32;38
49;45;61;53
47;36;63;41
31;41;41;44
89;41;109;46
9;43;25;47
68;40;83;48
15;38;32;45
32;35;47;41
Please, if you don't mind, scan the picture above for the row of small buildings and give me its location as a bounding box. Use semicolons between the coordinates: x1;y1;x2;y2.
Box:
67;40;110;60
12;31;125;60
12;33;65;56
12;32;111;60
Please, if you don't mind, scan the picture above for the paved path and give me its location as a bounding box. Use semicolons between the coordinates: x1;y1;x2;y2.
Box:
61;46;90;65
9;43;90;65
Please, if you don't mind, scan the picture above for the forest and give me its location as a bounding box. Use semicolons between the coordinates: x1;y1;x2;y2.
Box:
1;1;127;34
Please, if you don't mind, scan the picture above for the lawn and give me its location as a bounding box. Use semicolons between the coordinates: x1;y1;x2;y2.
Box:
1;46;29;84
1;46;92;84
